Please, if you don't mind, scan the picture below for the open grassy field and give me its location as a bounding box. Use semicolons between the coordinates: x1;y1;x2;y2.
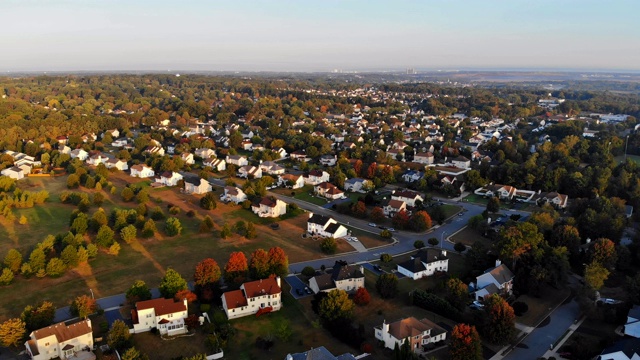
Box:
450;226;492;248
0;172;361;320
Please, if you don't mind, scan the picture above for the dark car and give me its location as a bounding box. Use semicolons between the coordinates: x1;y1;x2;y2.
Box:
378;225;387;230
296;288;303;296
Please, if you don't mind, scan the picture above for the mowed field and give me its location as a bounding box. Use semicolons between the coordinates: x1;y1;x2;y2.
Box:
0;173;378;320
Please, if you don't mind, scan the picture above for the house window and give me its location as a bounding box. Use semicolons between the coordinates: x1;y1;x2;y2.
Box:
45;342;49;346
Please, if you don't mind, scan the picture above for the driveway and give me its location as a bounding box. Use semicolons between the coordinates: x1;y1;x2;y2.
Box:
105;308;132;328
284;275;313;300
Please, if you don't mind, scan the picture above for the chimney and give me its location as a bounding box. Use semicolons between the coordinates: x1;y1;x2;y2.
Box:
309;212;314;219
442;250;447;257
183;298;188;309
276;276;281;288
383;319;389;334
495;259;502;267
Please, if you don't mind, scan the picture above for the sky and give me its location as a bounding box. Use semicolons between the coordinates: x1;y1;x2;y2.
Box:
0;0;639;72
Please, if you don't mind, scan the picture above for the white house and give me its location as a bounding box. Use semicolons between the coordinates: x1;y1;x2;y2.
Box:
303;170;330;185
130;164;155;178
111;138;129;148
396;249;449;280
259;161;285;175
391;190;424;207
251;197;287;218
238;165;263;179
70;149;88;161
473;260;515;301
285;346;366;360
623;305;640;338
180;152;195;165
414;152;434;165
309;261;365;294
221;186;247;204
532;191;569;209
144;146;165;156
474;184;517;200
307;213;348;238
156;171;183;187
132;298;188;336
195;148;216;159
58;144;71;155
344;178;372;193
314;182;345;200
104;158;128;171
226;155;248;167
451;156;471;169
383;199;407;218
204;157;226;172
374;317;447;352
274;147;287;159
402;170;424;183
184;177;212;195
103;129;120;138
278;174;304;189
24;319;94;360
222;277;282;320
86;153;109;166
1;166;25;180
319;155;337;166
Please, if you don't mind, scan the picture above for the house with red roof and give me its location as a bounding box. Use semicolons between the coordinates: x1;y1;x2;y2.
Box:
25;319;95;360
222;277;282;320
131;298;188;336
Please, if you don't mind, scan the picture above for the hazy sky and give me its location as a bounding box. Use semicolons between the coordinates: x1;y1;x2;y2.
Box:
1;0;639;72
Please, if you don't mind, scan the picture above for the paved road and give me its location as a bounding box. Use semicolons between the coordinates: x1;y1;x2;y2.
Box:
54;288;161;323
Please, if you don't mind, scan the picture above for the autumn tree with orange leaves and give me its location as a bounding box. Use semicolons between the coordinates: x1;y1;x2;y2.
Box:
449;323;482;360
224;252;248;286
267;247;289;278
249;249;270;279
194;258;221;287
484;294;515;344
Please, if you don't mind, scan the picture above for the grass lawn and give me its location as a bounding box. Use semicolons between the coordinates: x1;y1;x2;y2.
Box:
515;285;572;327
134;331;210;359
438;204;462;219
463;193;488;205
346;227;392;249
615;154;640;165
450;227;492;248
294;191;329;206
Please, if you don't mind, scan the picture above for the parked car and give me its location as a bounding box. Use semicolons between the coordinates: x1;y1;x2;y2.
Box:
304;287;312;294
388;228;396;232
368;223;377;227
378;225;387;230
470;300;485;309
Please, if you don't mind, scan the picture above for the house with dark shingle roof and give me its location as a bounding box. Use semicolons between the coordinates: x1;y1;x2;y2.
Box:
25;319;95;360
473;260;515;301
307;213;348;238
374;317;447;352
309;261;365;294
396;249;449;280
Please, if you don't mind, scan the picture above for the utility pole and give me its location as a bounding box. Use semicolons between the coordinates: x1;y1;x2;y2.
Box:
625;135;630;161
89;288;94;300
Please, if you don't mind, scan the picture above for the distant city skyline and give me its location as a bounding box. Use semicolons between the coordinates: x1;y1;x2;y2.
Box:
1;0;639;72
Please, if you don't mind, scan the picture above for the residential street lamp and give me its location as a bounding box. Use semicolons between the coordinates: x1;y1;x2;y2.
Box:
89;288;94;300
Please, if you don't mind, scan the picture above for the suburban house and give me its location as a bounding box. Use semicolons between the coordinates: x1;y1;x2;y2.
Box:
70;149;89;161
251;197;287;218
104;158;128;171
597;338;640;360
131;298;188;336
623;305;640;338
225;155;248;167
374;317;447;352
184;177;212;195
221;186;247;204
241;139;253;150
156;171;183;187
319;155;337;166
56;135;68;144
180;152;195;165
222;277;282;320
344;178;372;193
307;213;348;238
195;148;216;159
303;170;330;185
309;261;365;294
274;147;287;159
285;346;370;360
451;156;471;169
383;199;407;217
474;184;517;200
130;164;155;178
104;129;120;138
85;153;109;166
532;191;569;209
111;138;129;148
314;182;345;200
290;150;308;161
238;165;263;179
204;157;226;172
278;174;304;189
58;145;71;155
396;249;449;280
391;190;424;207
402;170;424;183
1;166;25;180
473;260;515;301
259;161;285;175
143;146;165;156
414;152;434;165
24;319;94;360
387;148;405;161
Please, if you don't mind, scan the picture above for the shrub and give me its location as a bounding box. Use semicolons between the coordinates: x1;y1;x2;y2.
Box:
413;289;462;322
512;301;529;316
320;237;337;254
380;253;392;263
169;206;181;215
414;240;425;249
45;258;67;277
302;266;316;277
165;217;182;236
186;210;195;218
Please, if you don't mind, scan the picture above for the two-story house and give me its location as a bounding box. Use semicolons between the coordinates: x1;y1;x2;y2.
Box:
344;178;372;193
307;213;348;238
222;277;282;320
314;182;345;200
156;171;183;187
397;249;449;280
24;319;94;360
391;190;424;207
184;177;212;195
533;191;569;209
414;152;434;165
259;161;285;175
70;149;88;161
130;164;155;178
195;148;216;159
473;260;515;301
309;261;365;294
303;170;330;185
221;186;247;204
474;184;517;200
131;298;188;336
319;155;337;167
143;146;165;157
278;174;304;189
251;197;287;218
86;153;109;166
402;170;424;183
238;165;262;179
374;317;447;352
203;157;226;172
180;152;195;165
1;166;25;180
226;155;248;167
383;199;407;218
104;158;128;171
451;156;471;169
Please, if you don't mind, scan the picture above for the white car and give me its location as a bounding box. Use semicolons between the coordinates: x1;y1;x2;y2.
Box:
470;300;485;309
368;223;377;227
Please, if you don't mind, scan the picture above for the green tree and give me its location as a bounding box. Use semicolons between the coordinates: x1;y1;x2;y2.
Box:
200;192;217;210
21;301;56;332
159;268;188;298
413;240;425;249
95;225;115;247
585;262;610;290
246;222;256;239
60;245;79;267
70;214;89;235
70;295;97;319
121;187;134;202
376;273;398;299
0;318;26;347
320;237;337;254
445;278;469;311
302;266;316;277
199;215;214;233
164;217;182;236
121;347;148;360
107;319;133;350
449;323;483;360
120;225;137;243
3;249;22;273
428;237;439;247
220;223;232;238
487;196;500;213
141;219;156;238
29;248;46;271
67;174;80;189
319;289;354;324
46;258;67;277
495;222;544;270
126;280;152;305
454;242;467;253
0;268;14;285
484;294;515;344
